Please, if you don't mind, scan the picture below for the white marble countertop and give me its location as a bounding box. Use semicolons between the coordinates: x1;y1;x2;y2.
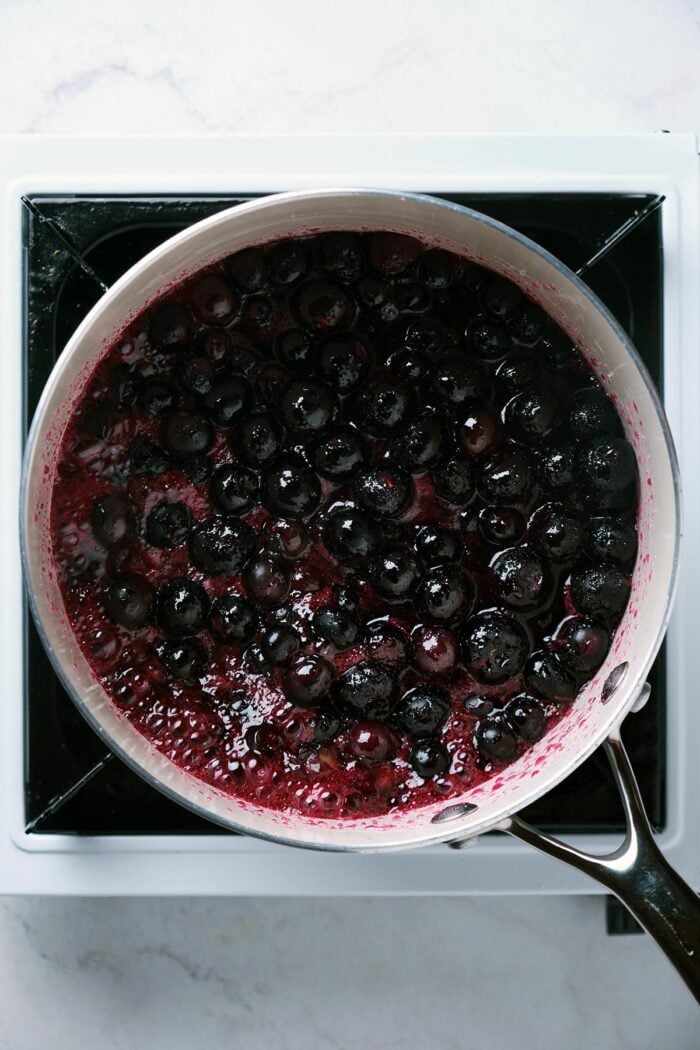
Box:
1;0;699;1046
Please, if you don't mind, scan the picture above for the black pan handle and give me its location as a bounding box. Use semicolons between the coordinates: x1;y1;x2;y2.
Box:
504;710;700;1004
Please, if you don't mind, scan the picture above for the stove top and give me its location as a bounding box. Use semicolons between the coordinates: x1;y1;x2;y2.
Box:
24;191;665;836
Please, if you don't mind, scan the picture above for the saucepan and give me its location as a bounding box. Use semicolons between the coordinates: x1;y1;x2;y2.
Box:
20;189;699;999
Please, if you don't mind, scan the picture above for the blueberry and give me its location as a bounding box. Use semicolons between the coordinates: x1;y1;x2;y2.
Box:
148;302;193;351
241;295;277;329
388;347;431;383
107;363;138;408
475;715;518;761
394;414;447;472
356;380;413;436
478;506;526;547
509;304;547;346
556;616;610;673
91;493;135;547
570;566;631;620
461;262;490;292
158;639;206;681
404;318;449;355
260;624;301;666
129;439;171;476
283;654;335;708
568;389;621;441
209;593;258;645
335;660;398;719
198;328;233;372
411;625;460;676
461;610;529;683
267;240;309;285
157;577;209;636
524;651;578;703
323;508;380;565
587;516;638;567
365;621;409;668
163;411;213;457
409;738;450;778
467;316;513;360
179;356;215;398
264;462;321;520
281;379;336;433
464;694;494;717
538;443;576;494
354;275;397;321
432;359;485;408
504;695;546;741
541;328;578;371
104;574;154;628
495;352;542;394
414;525;461;565
315;703;347;741
354;466;412;518
458;410;503;457
295;280;356;330
81;403;118;439
139;380;179;417
245;642;272;675
490;545;554;614
275;327;314;371
483;277;522;321
419;248;455;289
335;585;360;615
417;564;476;624
369;545;421;600
479;446;533;503
311;427;366;481
348;721;397;765
431;456;475;506
316;333;371;394
180;454;212;484
312;606;359;648
242;556;289;607
190;273;239;326
203;377;254;427
318;233;365;282
145;501;190;549
396;684;451;737
369;232;421;277
528;504;583;563
579;437;637;497
236;413;283;468
503;386;562;444
211;463;259;514
226;247;269;293
190;516;255;576
228;334;262;378
394;282;432;314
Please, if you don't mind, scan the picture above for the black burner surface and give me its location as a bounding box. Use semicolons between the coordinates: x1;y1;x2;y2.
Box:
23;192;665;834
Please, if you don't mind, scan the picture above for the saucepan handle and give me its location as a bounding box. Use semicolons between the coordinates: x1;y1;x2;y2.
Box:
504;708;700;1004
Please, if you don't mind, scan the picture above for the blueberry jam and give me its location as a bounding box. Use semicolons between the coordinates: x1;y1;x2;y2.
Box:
50;231;638;821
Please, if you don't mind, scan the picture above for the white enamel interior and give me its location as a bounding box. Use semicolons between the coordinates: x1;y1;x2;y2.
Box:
21;189;680;852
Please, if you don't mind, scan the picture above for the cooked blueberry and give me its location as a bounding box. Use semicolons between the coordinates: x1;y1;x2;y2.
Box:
180;454;212;484
483;278;522;321
556;616;610;673
145;501;190;548
162;411;213;457
464;693;494;717
81;402;119;439
236;413;283;468
267;240;309;285
243;556;290;606
431;456;475;506
354;275;397;321
415;525;461;565
355;379;412;436
461;262;490;292
504;695;546;741
354;466;412;518
203;377;254;427
388;347;431;383
129;439;171;476
369;545;421;600
91;493;134;546
281;379;336;433
264;462;321;520
541;327;578;371
198;328;233;372
409;738;450;778
335;584;360;615
139;380;179;417
107;364;138;408
579;437;637;497
157;577;209;636
244;642;272;675
316;333;371;394
283;654;335;708
568;389;621;441
209;593;258;645
369;232;421;277
314;702;346;741
260;624;301;666
475;715;518;761
190;516;255;576
318;233;365;282
587;516;638;567
295;280;355;330
365;621;408;668
395;282;431;314
495;352;542;394
226;247;269;293
509;304;546;346
312;606;359;648
524;650;578;703
266;519;309;560
104;574;153;628
148;302;193;351
417;564;476;624
491;545;554;614
478;506;526;547
419;248;455;289
211;463;259;514
411;625;460;676
395;414;446;471
323;508;380;564
335;660;398;719
158;639;206;681
228;333;262;378
503;386;562;444
462;610;529;683
274;327;314;371
571;566;631;620
528;504;583;563
479;446;533;503
467;316;512;360
241;295;276;329
404;318;449;355
396;684;451;738
458;410;503;457
538;443;576;493
348;721;397;765
432;359;485;408
311;427;366;481
190;273;239;325
179;356;215;397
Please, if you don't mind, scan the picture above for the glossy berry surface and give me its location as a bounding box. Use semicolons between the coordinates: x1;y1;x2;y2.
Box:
51;228;638;821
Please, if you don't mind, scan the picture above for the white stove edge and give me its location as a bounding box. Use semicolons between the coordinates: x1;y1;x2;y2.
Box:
1;133;697;896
